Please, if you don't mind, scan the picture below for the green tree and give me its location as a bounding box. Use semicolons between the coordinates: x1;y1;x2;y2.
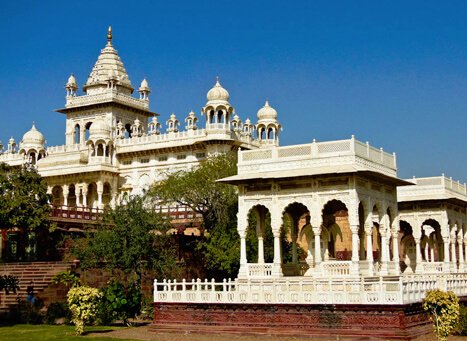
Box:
73;196;179;290
149;152;239;279
0;162;52;260
423;289;460;341
0;163;51;229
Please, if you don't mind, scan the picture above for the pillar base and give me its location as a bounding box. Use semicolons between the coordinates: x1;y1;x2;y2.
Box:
272;263;283;278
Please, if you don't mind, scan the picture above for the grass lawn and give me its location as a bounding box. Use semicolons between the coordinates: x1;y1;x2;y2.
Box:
0;324;137;341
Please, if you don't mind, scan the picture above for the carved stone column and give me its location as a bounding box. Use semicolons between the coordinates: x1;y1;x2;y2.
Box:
350;225;360;275
257;236;265;264
392;231;400;275
97;181;104;209
75;186;81;207
443;236;450;272
256;209;265;264
458;233;464;272
313;227;322;266
62;185;69;207
414;235;422;274
270;207;283;277
82;186;88;208
451;237;457;273
272;232;282;277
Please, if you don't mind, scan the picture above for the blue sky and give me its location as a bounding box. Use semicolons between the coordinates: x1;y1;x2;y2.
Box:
0;1;466;182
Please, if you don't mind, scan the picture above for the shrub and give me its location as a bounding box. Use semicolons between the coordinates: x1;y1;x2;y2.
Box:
45;302;71;324
67;286;102;335
99;280;141;325
52;270;81;288
456;304;467;336
423;289;460;341
8;297;44;324
0;275;20;294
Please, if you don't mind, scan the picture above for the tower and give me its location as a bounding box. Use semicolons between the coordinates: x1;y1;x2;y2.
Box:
256;101;281;146
202;78;234;131
56;27;156;146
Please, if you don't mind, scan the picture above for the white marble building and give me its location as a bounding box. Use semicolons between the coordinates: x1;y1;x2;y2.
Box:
0;27;280;210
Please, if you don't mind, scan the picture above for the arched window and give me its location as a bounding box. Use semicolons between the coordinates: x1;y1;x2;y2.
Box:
97;143;104;156
125;123;132;138
268;127;274;140
29;152;36;165
75;124;80;144
217;110;223;123
260;128;266;140
85;122;92;141
209;110;215;124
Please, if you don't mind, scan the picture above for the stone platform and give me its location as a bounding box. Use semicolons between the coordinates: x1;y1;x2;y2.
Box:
151;302;432;340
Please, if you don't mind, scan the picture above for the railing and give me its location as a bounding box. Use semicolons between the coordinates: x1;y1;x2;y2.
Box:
50;204;202;224
420;262;444;273
399;176;467;201
157;205;203;221
238;137;397;175
154;274;467;305
65;90;149;110
246;263;273;277
88;156;113;165
206;123;229;130
321;261;352;276
50;206;103;221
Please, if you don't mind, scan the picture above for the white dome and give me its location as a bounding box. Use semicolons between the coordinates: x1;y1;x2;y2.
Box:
89;120;111;140
22;123;45;147
66;74;77;86
207;80;230;102
257;100;278;121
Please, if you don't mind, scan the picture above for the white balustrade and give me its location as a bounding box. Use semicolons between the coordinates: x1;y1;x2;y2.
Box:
420;262;444;274
246;263;273;278
321;261;352;276
153;274;467;305
238;137;397;176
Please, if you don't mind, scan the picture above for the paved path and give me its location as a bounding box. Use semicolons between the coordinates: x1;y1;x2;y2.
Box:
87;325;463;341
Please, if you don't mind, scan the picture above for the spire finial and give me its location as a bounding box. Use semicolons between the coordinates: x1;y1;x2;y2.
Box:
107;26;113;44
215;76;220;85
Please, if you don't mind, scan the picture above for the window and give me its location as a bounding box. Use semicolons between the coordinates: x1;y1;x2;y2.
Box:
196;152;206;159
177;154;186;160
122;160;132;165
140;158;150;164
158;156;168;162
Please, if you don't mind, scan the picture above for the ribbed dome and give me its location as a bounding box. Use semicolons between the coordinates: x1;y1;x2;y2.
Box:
257;100;278;121
89;120;111;140
207;80;230;102
22;123;45;147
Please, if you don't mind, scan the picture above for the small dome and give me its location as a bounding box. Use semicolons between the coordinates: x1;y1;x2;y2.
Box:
207;80;230;102
9;137;15;144
66;74;77;86
89;119;111;140
257;100;278;121
22;123;45;147
140;78;149;88
244;118;251;125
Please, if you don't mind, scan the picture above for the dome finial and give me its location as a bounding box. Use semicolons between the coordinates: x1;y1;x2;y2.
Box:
216;76;220;86
107;26;113;44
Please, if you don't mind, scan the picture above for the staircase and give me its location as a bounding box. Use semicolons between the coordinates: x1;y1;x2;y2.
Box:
0;261;74;313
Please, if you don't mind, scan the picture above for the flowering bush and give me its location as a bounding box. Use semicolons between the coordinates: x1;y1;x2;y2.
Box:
423;289;459;341
67;286;102;335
